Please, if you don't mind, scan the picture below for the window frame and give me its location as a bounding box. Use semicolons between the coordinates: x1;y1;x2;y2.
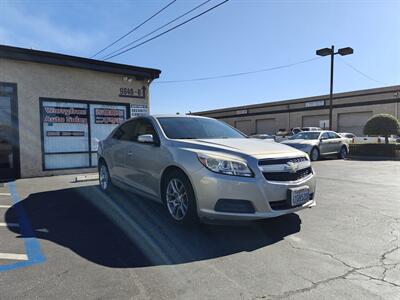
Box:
328;132;341;139
320;132;330;140
131;117;160;145
40;97;131;171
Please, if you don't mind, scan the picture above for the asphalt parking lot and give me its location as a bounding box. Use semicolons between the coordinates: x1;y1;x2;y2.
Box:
0;159;399;299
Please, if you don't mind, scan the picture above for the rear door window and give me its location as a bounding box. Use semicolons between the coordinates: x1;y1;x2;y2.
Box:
328;132;340;139
113;121;137;141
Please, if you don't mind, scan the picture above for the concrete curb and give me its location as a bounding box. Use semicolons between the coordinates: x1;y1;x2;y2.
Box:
346;155;400;161
75;174;99;182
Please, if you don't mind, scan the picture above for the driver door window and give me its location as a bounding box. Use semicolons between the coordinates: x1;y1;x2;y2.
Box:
131;119;157;142
320;132;329;140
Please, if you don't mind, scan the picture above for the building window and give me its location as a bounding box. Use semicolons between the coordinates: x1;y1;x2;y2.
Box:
40;99;129;170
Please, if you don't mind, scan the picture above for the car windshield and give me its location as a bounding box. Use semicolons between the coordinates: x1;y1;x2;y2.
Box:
290;132;321;140
157;117;246;139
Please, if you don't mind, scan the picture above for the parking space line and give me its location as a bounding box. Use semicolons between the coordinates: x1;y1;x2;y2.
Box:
0;205;11;208
0;193;11;196
0;182;45;272
0;222;19;227
0;253;28;261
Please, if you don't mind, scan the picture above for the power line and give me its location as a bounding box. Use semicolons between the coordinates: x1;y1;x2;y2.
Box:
90;0;177;58
339;57;388;85
103;0;231;61
153;57;321;84
101;0;213;60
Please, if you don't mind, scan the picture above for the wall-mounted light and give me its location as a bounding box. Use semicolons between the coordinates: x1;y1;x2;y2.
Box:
123;76;134;82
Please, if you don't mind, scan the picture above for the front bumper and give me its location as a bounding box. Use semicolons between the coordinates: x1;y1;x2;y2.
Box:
190;167;316;221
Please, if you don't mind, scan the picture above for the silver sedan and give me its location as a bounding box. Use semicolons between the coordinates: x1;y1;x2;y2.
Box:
97;115;316;225
281;131;349;161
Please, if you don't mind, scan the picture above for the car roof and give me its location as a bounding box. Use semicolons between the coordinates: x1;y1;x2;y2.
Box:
151;114;211;119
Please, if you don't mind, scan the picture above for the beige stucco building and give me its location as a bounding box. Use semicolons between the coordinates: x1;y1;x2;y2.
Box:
194;85;400;136
0;45;160;180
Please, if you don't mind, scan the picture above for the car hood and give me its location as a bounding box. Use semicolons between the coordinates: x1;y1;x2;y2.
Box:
178;138;304;157
281;139;317;145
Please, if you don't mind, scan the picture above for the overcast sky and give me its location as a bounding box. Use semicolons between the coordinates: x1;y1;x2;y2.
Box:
1;0;399;114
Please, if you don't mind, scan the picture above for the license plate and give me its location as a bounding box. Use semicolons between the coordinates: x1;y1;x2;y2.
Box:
290;186;310;206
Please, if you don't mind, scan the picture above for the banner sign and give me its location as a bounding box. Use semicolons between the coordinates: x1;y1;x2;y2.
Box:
46;131;85;137
236;109;248;115
131;104;148;117
43;106;88;124
94;108;125;124
305;100;325;108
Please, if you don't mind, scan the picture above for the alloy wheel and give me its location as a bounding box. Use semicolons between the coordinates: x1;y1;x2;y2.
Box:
99;164;109;191
340;147;347;159
166;178;189;221
311;148;319;161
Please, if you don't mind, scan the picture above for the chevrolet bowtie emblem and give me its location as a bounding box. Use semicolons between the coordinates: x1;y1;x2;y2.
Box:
286;162;298;173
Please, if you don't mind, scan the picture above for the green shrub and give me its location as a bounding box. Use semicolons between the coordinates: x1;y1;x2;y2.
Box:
363;114;400;144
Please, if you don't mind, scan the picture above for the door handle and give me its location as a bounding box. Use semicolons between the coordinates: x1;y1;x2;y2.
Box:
127;151;134;156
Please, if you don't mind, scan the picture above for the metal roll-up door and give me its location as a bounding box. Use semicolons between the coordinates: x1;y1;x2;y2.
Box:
256;119;276;134
235;120;252;135
302;115;329;128
338;111;372;136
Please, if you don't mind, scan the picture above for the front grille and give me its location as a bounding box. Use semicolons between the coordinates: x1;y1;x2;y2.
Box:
258;156;308;166
263;167;312;182
258;156;312;182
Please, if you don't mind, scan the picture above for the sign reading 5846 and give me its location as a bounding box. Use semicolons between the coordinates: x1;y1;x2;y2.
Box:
119;86;146;99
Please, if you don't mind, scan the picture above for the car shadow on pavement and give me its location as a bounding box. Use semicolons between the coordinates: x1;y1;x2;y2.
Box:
5;185;301;268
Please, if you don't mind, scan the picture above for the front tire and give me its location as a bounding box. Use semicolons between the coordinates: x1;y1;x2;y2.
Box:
310;147;320;161
338;146;347;159
162;170;198;226
98;161;112;192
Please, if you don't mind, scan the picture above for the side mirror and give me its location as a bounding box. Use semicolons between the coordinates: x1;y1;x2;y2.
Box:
138;134;154;144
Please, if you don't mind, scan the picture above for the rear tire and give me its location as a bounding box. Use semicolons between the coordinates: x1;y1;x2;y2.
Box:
337;146;347;159
98;160;112;192
162;170;199;226
310;147;320;161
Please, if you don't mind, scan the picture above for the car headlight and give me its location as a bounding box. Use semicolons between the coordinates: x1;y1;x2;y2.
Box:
197;153;254;177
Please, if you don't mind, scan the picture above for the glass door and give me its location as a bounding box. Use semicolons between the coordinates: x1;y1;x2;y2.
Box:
0;83;18;181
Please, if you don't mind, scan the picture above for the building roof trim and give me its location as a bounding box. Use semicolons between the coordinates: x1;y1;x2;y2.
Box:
194;85;400;115
0;44;161;80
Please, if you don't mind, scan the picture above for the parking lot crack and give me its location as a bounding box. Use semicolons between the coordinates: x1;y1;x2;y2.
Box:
262;268;356;299
274;239;400;298
285;239;356;270
354;269;400;288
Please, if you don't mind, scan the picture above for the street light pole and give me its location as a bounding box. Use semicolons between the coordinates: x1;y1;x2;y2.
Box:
329;45;334;131
316;45;353;131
